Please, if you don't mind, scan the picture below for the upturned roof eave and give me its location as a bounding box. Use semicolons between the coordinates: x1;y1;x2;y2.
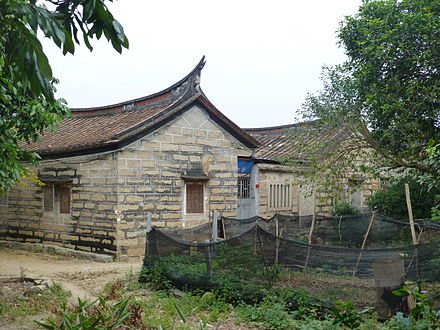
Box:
70;56;206;114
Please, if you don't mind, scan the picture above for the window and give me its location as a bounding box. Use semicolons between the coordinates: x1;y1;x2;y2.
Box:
237;176;250;198
186;181;204;213
268;183;292;210
43;182;71;214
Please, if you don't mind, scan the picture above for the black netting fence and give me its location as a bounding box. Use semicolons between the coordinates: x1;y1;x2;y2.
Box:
143;213;440;291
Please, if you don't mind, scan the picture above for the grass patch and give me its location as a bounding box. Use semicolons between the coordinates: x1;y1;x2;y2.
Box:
0;282;70;321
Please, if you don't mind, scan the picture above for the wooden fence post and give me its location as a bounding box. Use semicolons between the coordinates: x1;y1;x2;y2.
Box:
353;213;375;276
405;183;417;245
405;183;420;282
304;214;316;268
212;210;219;241
275;216;279;264
146;212;152;233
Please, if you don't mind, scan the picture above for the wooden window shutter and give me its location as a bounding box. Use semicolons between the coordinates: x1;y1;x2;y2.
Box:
43;184;54;211
59;183;71;214
186;181;204;213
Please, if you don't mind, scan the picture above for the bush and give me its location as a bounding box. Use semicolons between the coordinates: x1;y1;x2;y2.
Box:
35;297;130;329
367;177;439;219
332;202;361;216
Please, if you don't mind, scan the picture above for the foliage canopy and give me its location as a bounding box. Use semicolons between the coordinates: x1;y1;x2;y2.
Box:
367;176;440;220
300;0;440;190
0;0;128;191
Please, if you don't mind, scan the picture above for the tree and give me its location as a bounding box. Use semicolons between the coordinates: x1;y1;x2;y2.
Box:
0;0;128;191
299;0;440;190
367;176;439;220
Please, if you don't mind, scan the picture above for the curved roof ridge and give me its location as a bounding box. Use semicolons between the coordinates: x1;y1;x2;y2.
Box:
71;56;206;116
244;120;319;134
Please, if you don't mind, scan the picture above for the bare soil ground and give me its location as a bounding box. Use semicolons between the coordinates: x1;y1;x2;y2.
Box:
0;247;142;329
0;248;142;301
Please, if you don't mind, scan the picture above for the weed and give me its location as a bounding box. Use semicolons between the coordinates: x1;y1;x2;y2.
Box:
35;297;131;329
103;278;124;300
0;283;70;321
392;286;440;328
19;265;27;282
331;299;373;328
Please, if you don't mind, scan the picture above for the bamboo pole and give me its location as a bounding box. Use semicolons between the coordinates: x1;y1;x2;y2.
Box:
353;213;376;276
275;216;279;264
304;214;316;268
405;183;417;245
405;183;420;282
221;217;227;240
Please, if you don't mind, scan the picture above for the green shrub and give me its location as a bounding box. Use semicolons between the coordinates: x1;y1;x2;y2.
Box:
367;177;439;219
330;299;372;328
35;297;130;329
392;286;440;328
332;202;361;216
237;300;295;329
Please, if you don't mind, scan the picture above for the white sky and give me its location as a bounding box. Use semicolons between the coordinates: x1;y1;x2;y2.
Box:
42;0;362;128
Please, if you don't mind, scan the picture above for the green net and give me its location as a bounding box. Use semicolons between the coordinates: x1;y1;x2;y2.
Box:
143;214;440;290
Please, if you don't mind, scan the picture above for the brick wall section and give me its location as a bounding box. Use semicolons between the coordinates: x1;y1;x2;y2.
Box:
0;155;119;257
115;106;252;258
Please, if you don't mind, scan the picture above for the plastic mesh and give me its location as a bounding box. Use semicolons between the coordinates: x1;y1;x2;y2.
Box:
143;214;440;288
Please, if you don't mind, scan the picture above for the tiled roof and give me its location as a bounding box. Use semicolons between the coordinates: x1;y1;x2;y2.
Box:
26;57;258;158
244;122;344;162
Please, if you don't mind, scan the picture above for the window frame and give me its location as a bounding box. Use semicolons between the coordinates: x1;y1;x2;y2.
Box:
185;180;205;214
237;175;251;199
268;183;292;211
43;181;71;215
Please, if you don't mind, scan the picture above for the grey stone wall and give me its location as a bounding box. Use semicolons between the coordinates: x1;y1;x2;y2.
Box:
0;105;253;259
0;154;119;257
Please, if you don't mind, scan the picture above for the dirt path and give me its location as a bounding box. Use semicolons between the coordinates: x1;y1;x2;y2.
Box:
0;248;143;303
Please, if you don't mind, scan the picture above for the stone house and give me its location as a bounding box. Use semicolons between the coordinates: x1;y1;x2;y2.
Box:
0;58;257;259
0;58;379;259
236;123;380;219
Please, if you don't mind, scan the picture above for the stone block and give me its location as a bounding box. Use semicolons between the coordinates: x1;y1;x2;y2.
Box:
208;131;224;139
127;178;144;185
140;170;160;176
98;204;113;211
197;138;218;147
118;169;137;177
161;143;179;152
162;213;181;219
173;154;188;161
119;204;139;212
156;204;180;211
83;203;95;209
152;179;173;185
135;151;153;160
189;155;201;162
127;247;145;257
90;194;105;202
126;230;146;239
161;171;177;177
141;204;155;211
211;188;229;194
155;134;173;143
125;195;144;203
194;130;207;138
181;145;202;152
117;238;141;247
173;135;197;144
126;160;141;168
